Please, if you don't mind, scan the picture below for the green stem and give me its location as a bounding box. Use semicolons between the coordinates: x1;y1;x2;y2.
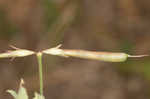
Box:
36;52;43;95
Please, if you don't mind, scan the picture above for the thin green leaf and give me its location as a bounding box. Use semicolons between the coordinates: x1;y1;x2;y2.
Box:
7;90;17;98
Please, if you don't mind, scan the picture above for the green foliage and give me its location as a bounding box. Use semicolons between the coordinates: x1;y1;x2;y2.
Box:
7;79;45;99
43;0;59;29
0;8;18;38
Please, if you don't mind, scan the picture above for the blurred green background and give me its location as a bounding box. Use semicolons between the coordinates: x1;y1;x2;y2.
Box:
0;0;150;99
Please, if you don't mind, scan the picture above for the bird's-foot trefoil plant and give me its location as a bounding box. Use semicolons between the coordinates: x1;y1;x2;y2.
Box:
0;44;148;99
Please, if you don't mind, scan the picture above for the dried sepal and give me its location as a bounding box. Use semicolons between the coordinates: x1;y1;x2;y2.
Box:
42;45;68;57
0;47;35;58
9;45;20;50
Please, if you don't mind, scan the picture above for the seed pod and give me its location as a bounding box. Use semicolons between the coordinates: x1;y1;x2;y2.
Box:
62;50;129;62
43;48;128;62
43;45;148;62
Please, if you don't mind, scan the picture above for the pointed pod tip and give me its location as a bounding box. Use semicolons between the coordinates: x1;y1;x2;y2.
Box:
128;54;149;58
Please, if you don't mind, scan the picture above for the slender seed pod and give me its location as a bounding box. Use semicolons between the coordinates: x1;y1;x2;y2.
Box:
43;48;128;62
43;45;148;62
63;50;149;62
62;50;129;62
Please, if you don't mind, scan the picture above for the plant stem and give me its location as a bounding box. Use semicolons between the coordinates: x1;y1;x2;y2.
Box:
36;52;43;95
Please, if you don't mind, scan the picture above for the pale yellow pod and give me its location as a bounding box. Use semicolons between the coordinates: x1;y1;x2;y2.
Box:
43;48;128;62
42;45;148;62
63;50;128;62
